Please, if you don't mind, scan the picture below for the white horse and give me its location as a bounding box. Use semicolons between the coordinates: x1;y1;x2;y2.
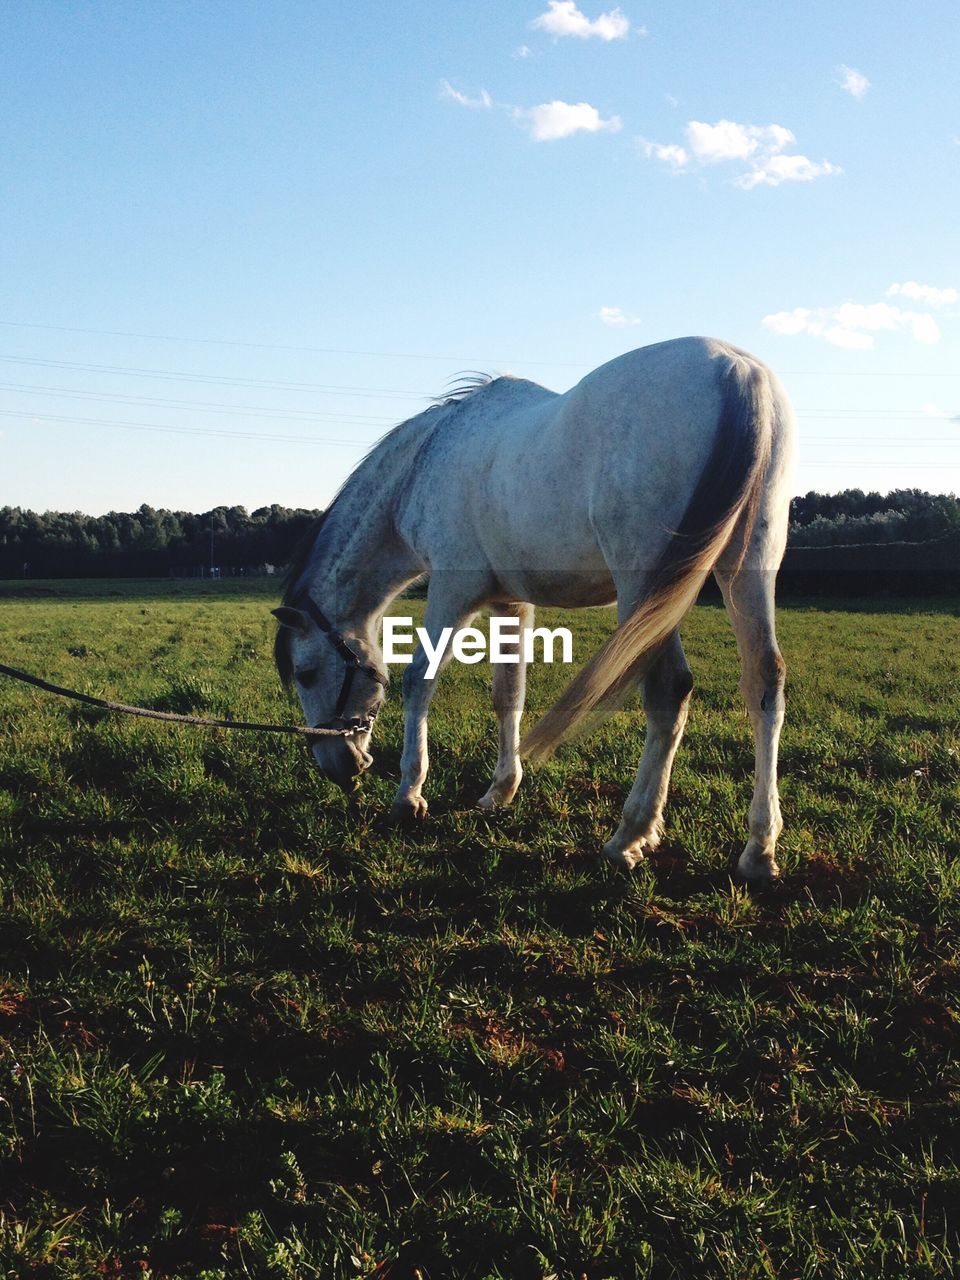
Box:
273;337;795;882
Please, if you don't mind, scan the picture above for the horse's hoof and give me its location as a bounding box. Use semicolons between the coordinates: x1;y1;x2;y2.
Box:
476;769;521;810
733;855;780;886
389;796;429;825
476;788;514;811
601;841;645;870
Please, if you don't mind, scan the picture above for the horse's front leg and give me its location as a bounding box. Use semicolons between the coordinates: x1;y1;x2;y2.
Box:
389;660;436;823
477;602;532;809
389;576;484;824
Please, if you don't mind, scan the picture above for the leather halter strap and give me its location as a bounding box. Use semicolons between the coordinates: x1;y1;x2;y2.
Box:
293;594;389;728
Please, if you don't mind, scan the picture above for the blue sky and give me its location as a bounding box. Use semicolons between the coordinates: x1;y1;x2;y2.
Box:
1;0;958;514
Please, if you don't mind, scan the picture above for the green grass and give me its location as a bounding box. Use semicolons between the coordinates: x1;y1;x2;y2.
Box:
1;579;959;1279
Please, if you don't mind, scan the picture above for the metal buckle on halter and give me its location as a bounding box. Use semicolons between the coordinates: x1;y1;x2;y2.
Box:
312;710;377;736
293;594;389;686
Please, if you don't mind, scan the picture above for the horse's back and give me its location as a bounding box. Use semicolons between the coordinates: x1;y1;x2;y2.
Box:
397;337;793;592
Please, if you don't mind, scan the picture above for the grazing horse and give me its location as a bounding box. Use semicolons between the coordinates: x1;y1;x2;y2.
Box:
273;337;795;882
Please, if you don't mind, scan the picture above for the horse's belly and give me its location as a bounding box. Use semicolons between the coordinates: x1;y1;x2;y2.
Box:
493;566;616;609
477;493;615;606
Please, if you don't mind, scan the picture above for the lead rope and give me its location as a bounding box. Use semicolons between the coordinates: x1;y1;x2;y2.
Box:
0;662;371;739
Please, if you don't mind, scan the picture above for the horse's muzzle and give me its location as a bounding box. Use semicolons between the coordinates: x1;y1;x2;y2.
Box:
312;735;372;790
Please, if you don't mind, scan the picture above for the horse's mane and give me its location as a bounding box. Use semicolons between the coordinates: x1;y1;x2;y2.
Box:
430;373;495;408
274;373;497;684
280;373;494;607
280;509;330;604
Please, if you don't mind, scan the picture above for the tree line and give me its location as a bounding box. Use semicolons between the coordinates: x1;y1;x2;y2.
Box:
1;489;958;592
779;489;960;594
0;504;322;578
788;488;960;546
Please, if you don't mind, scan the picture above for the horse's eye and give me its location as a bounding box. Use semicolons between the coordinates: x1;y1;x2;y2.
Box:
295;668;318;689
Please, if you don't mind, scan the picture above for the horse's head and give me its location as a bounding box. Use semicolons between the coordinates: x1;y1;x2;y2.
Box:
272;603;387;789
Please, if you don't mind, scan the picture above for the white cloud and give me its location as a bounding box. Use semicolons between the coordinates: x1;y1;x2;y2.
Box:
530;1;631;41
887;281;958;307
762;308;814;337
640;139;688;168
441;79;621;145
738;153;841;189
642;117;840;188
686;119;788;163
598;305;641;326
518;100;622;141
836;64;870;98
922;403;950;419
762;297;944;349
514;44;532;58
440;80;492;110
833;302;902;331
910;313;941;344
822;325;875;350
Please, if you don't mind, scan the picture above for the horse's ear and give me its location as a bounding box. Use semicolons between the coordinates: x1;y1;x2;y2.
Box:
271;606;310;633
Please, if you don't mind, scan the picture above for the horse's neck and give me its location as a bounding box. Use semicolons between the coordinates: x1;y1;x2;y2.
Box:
301;456;420;635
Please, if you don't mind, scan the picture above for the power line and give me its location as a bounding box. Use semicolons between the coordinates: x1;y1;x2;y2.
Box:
0;364;955;426
3;408;957;454
0;409;373;446
1;318;959;378
0;382;955;427
0;355;431;398
1;353;959;415
0;382;398;424
800;412;958;421
0;318;585;367
784;371;960;378
796;439;959;445
798;468;960;473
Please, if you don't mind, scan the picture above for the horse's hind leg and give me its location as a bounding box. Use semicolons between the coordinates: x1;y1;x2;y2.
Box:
477;601;532;809
602;630;693;869
715;563;786;883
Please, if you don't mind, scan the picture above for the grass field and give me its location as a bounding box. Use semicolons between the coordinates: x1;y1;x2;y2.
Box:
1;579;959;1279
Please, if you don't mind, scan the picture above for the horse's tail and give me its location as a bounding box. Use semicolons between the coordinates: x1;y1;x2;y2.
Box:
520;352;776;763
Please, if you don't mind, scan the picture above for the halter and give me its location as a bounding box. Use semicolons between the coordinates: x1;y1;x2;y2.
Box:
294;594;389;733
